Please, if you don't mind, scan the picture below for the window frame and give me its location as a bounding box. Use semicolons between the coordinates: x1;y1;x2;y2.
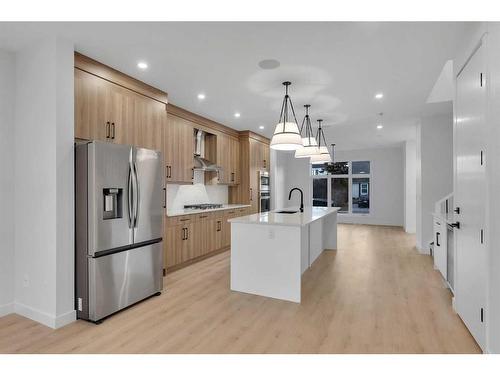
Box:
311;160;373;216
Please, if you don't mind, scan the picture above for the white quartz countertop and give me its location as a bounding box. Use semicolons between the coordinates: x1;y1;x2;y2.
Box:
228;206;340;227
167;204;251;217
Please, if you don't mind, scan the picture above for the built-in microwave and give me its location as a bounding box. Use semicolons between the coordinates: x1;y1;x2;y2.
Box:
259;171;270;212
259;171;270;192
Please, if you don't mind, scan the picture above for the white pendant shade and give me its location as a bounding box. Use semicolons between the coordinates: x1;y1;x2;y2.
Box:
309;146;332;163
295;137;319;158
270;121;303;151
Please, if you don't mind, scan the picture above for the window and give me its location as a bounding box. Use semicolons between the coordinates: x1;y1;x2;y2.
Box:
312;161;371;215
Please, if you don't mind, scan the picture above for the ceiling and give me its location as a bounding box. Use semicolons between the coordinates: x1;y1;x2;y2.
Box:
0;22;474;150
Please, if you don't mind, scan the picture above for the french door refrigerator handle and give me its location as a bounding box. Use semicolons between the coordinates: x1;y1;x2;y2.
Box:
132;161;140;228
127;165;134;228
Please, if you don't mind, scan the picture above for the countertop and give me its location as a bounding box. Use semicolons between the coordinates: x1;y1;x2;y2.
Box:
167;204;251;217
228;206;340;227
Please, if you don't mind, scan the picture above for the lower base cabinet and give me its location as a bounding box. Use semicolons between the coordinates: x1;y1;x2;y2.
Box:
164;207;249;271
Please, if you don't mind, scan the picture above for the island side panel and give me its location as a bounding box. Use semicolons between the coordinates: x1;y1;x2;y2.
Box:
323;212;338;250
300;225;309;274
309;219;324;266
230;223;302;303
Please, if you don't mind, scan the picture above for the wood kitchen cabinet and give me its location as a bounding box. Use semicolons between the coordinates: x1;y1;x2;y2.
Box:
164;207;249;272
75;67;166;151
164;113;194;184
228;132;270;214
215;134;240;185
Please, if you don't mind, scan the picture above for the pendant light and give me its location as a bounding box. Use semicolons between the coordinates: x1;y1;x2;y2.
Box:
270;81;304;151
295;104;320;158
310;119;332;163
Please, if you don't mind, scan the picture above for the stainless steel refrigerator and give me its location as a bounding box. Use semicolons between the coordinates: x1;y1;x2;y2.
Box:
75;141;164;323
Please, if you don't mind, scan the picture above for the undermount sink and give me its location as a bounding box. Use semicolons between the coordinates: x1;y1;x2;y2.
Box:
275;210;299;214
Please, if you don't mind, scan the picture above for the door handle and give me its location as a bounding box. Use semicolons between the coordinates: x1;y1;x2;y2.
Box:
450;221;460;229
127;164;134;228
436;232;440;247
163;187;166;209
182;228;186;240
111;122;115;140
454;207;460;214
106;121;110;139
132;161;139;228
250;188;253;201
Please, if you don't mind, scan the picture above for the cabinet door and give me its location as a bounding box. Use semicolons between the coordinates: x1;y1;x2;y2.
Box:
165;225;182;268
165;115;194;183
222;211;235;248
192;219;210;259
249;139;260;213
106;83;134;145
216;134;230;184
181;224;194;263
74;68;108;141
134;95;166;152
229;137;240;184
263;143;270;171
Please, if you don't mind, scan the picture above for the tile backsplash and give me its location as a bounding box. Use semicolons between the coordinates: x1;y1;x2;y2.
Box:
166;172;228;211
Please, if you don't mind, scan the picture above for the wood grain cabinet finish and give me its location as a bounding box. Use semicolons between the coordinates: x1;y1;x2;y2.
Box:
164;114;194;184
75;68;166;151
215;134;240;185
164;208;249;271
228;133;270;214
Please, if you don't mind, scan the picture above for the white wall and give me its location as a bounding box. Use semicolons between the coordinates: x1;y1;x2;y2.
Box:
404;140;417;233
335;146;405;226
0;49;15;316
14;37;75;328
273;151;312;210
271;145;405;227
416;113;453;253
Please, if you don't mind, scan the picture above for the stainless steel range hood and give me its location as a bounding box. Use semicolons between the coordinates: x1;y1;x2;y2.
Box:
193;129;222;172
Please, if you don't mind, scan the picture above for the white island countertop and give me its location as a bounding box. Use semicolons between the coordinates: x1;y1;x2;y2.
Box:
228;206;340;227
167;204;251;217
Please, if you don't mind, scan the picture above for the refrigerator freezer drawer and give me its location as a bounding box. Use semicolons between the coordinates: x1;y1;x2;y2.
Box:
88;242;163;322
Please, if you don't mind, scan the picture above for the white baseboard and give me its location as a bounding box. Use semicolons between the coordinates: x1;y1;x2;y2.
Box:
14;302;76;329
0;302;15;317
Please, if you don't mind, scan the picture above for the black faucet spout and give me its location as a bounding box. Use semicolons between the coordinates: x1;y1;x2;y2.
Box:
288;187;304;213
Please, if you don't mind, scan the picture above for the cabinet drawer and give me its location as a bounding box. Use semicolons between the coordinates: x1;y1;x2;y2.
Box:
166;215;194;227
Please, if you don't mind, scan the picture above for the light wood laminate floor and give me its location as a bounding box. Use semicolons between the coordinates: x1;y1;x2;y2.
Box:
0;224;481;353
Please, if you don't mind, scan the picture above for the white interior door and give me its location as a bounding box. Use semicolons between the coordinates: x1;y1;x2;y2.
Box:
455;43;487;350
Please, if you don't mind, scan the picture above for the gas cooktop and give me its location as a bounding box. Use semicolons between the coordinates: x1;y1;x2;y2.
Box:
183;203;224;210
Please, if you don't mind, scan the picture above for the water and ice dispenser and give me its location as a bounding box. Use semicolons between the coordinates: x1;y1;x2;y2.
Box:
103;188;123;220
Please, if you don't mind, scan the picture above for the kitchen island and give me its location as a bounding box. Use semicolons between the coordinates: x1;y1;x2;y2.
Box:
229;206;339;303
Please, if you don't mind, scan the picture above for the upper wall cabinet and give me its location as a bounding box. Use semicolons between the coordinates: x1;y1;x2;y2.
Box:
215;133;240;185
75;68;167;151
164;114;194;184
74;53;168;153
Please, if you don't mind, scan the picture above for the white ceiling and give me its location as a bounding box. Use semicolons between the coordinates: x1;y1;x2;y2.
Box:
0;22;474;150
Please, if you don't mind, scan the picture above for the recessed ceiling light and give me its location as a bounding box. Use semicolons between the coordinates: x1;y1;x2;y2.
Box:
234;112;241;118
259;125;265;130
197;93;206;100
375;92;384;99
377;124;383;129
137;61;148;70
258;59;281;70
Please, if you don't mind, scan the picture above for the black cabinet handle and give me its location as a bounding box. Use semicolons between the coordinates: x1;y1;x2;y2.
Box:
163;188;166;209
450;222;461;229
250;188;253;201
454;207;460;214
111;123;115;139
436;232;440;247
105;121;110;138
